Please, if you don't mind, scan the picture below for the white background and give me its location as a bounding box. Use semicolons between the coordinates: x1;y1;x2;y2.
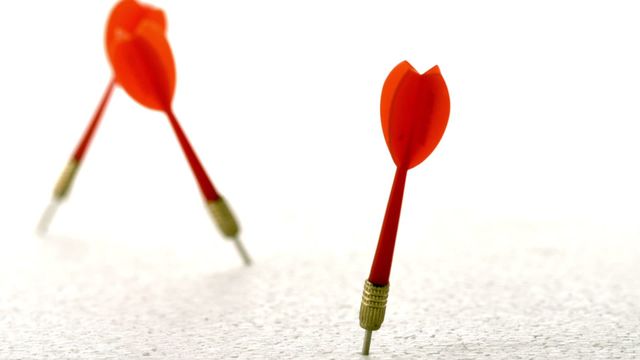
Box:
0;0;639;252
1;1;639;358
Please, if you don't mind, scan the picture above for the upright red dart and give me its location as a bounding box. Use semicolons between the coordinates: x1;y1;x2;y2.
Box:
359;61;450;355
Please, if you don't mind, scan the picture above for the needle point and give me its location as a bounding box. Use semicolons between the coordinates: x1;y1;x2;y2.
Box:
37;200;59;235
362;329;372;355
232;236;252;266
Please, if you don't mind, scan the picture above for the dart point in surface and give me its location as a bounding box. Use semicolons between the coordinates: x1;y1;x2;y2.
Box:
362;330;372;355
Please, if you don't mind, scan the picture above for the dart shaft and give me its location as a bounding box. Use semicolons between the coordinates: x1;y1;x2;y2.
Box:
368;167;407;285
38;81;115;234
72;79;116;161
166;110;220;202
53;80;115;200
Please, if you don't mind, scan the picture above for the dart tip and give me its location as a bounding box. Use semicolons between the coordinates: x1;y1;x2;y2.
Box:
37;199;60;235
362;329;373;355
232;236;252;266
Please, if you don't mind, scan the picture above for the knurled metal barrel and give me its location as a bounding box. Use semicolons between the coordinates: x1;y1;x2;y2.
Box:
359;280;390;331
207;197;240;238
53;160;80;199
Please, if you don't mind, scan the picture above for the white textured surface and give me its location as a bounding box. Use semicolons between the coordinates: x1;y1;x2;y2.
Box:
1;221;639;359
2;1;640;359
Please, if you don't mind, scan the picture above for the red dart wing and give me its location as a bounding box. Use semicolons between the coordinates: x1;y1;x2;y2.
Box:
380;61;412;158
381;62;450;169
105;0;166;65
109;19;176;111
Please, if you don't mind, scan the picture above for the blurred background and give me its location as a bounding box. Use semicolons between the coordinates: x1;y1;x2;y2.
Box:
0;1;639;357
1;0;638;258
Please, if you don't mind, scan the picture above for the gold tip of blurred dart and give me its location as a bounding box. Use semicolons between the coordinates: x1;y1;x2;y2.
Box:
53;159;80;199
207;197;239;236
359;280;390;355
37;159;81;234
207;197;252;266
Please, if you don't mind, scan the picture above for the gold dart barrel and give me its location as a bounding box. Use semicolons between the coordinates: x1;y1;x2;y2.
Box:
37;159;81;234
53;159;80;200
206;197;252;265
359;280;390;355
360;280;390;330
206;197;239;237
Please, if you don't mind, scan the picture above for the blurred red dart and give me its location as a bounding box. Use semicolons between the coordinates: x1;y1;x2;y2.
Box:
107;2;251;265
38;0;251;265
37;1;167;234
37;80;114;233
359;61;450;355
38;0;166;233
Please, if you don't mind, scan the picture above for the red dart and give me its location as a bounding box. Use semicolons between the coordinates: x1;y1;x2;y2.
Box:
37;80;114;233
359;61;450;355
107;3;251;265
37;1;167;234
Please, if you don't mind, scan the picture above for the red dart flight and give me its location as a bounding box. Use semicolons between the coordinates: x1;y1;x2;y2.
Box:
359;61;450;355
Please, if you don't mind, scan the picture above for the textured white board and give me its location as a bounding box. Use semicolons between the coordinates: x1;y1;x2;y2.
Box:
1;221;639;359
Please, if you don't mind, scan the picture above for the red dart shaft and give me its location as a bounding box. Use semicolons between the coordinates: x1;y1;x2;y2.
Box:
38;79;116;233
166;108;249;264
368;166;408;286
165;109;220;202
72;79;115;162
